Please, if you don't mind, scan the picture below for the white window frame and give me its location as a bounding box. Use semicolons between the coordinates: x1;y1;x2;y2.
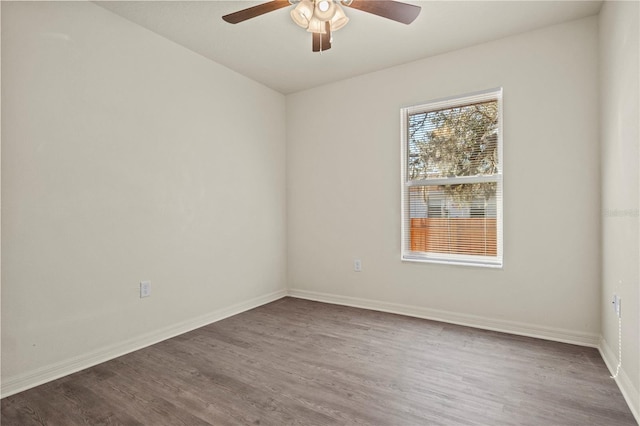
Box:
400;88;503;268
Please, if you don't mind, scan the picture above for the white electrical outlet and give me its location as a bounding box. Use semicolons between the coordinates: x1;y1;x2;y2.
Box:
140;281;151;298
612;294;621;318
354;259;362;272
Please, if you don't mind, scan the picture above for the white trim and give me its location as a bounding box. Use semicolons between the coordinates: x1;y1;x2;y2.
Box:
599;336;640;424
402;87;504;115
406;174;501;187
287;288;600;347
495;88;504;262
400;106;410;263
0;289;287;399
402;251;503;268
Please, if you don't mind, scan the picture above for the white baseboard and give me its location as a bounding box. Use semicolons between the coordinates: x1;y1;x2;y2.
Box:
1;289;287;399
599;336;640;424
287;288;601;347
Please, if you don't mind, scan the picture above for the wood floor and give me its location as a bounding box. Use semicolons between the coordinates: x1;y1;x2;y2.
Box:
1;297;636;425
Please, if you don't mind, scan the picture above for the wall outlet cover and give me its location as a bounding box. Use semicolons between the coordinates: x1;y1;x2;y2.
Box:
140;281;151;298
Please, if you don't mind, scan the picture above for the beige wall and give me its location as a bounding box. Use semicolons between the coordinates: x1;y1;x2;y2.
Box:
1;1;286;395
599;0;640;417
287;17;601;344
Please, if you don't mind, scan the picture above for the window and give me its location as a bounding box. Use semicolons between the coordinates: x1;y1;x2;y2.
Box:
401;88;503;267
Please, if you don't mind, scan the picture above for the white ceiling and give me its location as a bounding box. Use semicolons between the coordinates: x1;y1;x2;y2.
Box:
94;1;603;94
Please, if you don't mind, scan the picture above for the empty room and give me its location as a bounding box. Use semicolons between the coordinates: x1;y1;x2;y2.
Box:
1;0;639;424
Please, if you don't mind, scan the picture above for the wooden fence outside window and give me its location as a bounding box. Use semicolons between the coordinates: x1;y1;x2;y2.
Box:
409;218;497;256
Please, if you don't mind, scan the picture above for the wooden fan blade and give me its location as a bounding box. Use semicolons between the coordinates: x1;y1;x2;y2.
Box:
222;0;291;24
312;22;332;52
344;0;421;25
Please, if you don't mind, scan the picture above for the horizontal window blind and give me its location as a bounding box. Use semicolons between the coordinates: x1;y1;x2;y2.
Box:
401;89;503;267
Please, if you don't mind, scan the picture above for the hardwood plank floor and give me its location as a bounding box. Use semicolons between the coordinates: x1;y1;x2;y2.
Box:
2;297;636;425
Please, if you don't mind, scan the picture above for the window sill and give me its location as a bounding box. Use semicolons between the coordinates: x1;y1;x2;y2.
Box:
401;255;503;269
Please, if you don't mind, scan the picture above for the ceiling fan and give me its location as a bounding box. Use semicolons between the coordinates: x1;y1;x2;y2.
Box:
222;0;421;52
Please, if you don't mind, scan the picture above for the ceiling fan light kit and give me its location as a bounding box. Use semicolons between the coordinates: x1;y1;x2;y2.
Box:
223;0;421;52
290;0;314;27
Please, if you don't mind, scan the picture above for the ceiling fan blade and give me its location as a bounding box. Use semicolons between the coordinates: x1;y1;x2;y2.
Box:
222;0;291;24
312;22;332;52
343;0;421;25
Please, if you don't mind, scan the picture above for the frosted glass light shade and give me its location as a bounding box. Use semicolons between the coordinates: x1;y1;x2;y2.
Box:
291;0;314;28
330;3;349;31
306;16;327;34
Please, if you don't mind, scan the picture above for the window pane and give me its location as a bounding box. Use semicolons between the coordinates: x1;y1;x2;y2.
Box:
408;184;498;256
408;101;498;180
401;88;502;266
